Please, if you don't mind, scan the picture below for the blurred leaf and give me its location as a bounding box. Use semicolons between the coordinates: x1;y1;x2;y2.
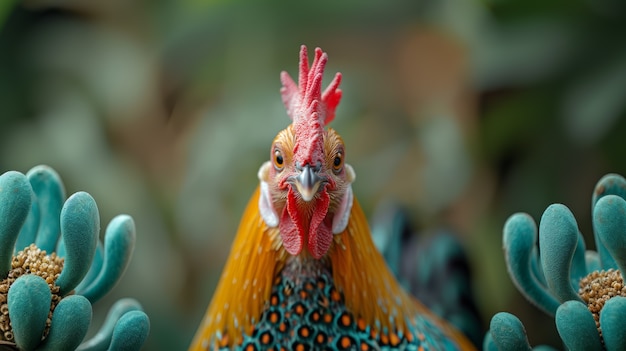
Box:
486;0;588;20
472;19;579;89
0;0;15;29
562;49;626;145
481;88;556;161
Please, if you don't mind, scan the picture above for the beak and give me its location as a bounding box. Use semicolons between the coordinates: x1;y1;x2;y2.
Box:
294;164;323;202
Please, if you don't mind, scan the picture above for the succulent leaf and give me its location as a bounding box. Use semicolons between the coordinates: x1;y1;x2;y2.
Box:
77;298;144;351
538;204;583;303
8;275;51;351
26;166;65;254
593;195;626;275
487;312;532;351
555;300;603;351
503;213;560;315
599;296;626;351
37;295;92;351
55;192;100;296
0;171;32;278
108;310;150;351
77;215;135;303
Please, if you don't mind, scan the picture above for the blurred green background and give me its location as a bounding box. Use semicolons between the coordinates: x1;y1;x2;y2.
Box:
1;0;625;349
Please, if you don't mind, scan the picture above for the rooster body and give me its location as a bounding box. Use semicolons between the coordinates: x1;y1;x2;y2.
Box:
190;46;476;351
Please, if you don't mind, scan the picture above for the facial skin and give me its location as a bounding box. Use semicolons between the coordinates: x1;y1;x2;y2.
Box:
258;125;355;258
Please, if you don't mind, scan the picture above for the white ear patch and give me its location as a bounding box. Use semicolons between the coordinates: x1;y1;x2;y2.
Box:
258;162;278;227
332;184;353;234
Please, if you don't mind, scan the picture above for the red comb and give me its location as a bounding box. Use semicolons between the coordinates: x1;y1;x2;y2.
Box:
280;45;342;166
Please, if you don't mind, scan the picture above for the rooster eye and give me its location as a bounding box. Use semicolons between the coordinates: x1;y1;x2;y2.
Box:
333;152;343;172
273;149;284;170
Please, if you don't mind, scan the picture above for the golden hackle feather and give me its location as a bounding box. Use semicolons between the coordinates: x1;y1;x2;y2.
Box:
330;198;476;350
189;187;287;350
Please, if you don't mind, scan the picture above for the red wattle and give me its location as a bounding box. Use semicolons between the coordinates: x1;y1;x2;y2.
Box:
307;190;332;259
279;190;304;255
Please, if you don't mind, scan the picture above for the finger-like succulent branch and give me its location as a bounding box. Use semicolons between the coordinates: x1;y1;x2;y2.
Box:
0;165;149;351
485;173;626;350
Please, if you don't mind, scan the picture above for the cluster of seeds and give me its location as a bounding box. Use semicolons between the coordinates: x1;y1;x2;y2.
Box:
578;268;626;341
0;244;64;342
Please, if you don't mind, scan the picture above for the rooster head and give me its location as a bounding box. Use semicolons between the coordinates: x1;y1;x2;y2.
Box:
257;45;355;259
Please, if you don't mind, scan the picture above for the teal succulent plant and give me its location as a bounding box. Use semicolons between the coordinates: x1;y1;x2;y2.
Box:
0;165;149;351
485;173;626;350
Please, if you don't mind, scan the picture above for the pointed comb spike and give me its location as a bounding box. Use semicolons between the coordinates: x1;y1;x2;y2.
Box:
321;72;342;125
298;45;309;96
280;45;343;166
280;71;298;120
280;45;343;126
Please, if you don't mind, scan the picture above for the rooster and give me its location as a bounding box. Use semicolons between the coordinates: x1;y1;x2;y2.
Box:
189;45;476;351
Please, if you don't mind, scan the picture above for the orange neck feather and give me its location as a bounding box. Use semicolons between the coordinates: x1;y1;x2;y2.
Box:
190;187;287;349
329;197;421;336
